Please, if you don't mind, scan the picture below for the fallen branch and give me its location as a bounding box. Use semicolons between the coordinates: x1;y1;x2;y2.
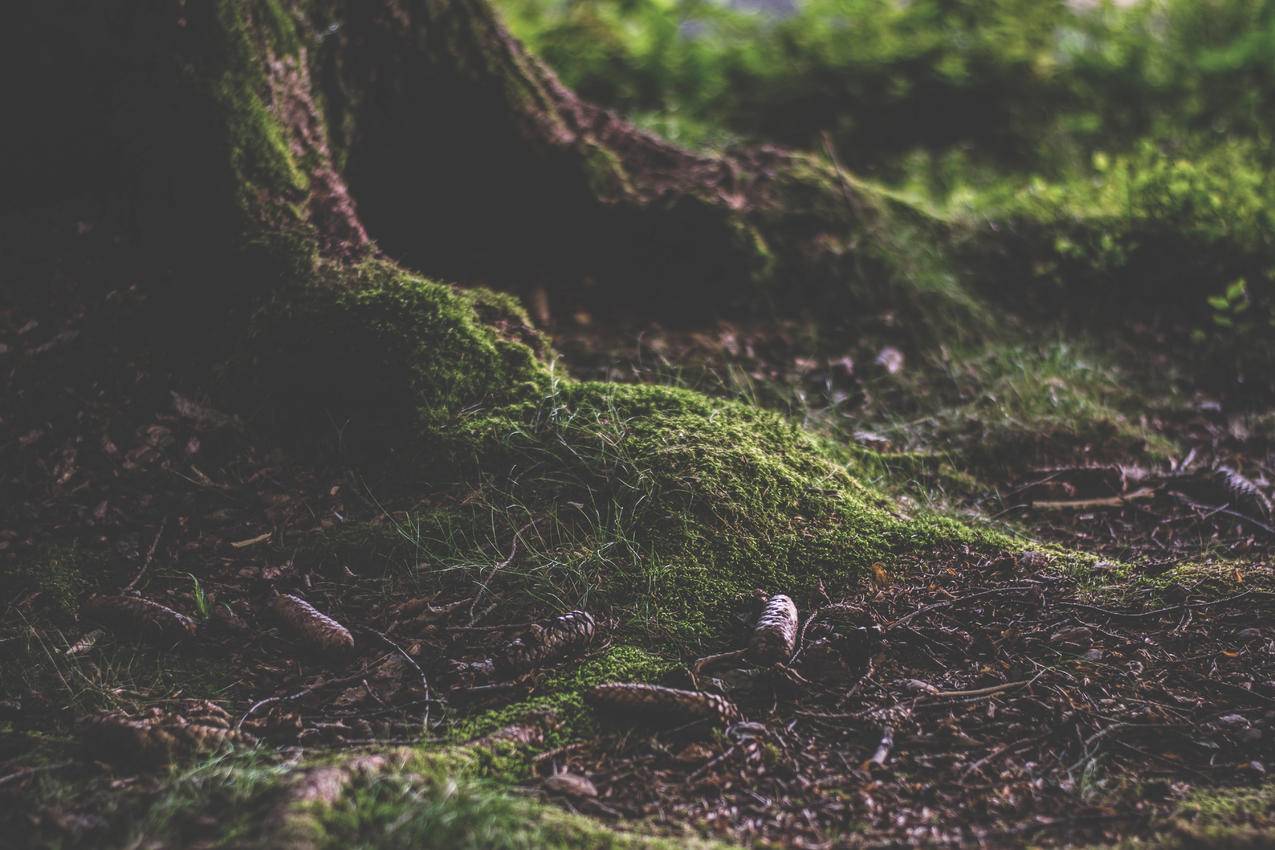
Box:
866;725;894;768
1030;487;1156;511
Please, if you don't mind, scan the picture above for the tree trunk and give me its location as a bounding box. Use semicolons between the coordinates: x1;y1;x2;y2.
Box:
8;0;893;310
2;0;940;454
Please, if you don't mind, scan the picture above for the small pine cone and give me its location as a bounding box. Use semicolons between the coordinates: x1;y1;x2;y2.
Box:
587;683;741;726
83;714;183;766
447;658;497;685
83;595;197;644
178;699;232;729
748;594;798;666
496;610;596;676
273;593;354;653
1215;466;1272;518
172;722;257;752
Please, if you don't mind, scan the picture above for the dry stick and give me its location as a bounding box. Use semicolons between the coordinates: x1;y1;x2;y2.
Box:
1212;505;1275;536
357;626;439;729
446;621;536;633
1030;487;1157;511
789;602;859;666
123;517;167;592
685;742;745;784
467;522;533;625
867;725;894;768
920;666;1052;706
690;648;747;678
887;586;1040;631
960;742;1010;780
1169;491;1275;536
1054;590;1264;622
236;670;374;731
0;761;74;788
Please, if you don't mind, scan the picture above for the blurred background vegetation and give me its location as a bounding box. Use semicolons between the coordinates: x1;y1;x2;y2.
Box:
495;0;1275;356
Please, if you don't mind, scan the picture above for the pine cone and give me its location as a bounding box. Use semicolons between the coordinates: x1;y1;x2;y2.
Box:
1215;465;1272;519
83;712;255;766
748;594;798;665
82;595;197;643
587;683;741;726
178;699;232;729
83;714;182;765
496;610;596;676
273;593;354;653
172;722;256;752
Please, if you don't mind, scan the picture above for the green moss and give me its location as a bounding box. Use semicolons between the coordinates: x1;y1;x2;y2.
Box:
260;0;303;56
452;644;674;745
1083;783;1275;850
871;339;1176;472
244;260;547;450
4;543;95;616
323;776;716;850
316;745;725;850
216;2;311;203
419;380;1013;647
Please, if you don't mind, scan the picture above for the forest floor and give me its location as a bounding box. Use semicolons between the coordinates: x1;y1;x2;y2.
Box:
2;207;1274;849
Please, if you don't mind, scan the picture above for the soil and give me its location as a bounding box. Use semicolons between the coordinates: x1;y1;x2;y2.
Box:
2;233;1273;848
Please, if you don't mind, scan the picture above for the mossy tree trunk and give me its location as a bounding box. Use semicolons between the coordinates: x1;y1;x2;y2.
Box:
8;0;890;319
4;0;944;456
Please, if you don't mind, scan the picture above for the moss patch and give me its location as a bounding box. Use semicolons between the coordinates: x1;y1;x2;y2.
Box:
2;543;97;616
443;380;1013;645
452;644;675;745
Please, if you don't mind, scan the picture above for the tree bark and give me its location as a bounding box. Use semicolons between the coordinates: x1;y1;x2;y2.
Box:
8;0;890;311
2;0;933;452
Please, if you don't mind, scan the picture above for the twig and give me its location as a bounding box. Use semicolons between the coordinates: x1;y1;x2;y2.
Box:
0;761;73;787
887;586;1039;631
690;648;746;677
445;621;535;633
929;678;1035;699
1212;505;1275;536
1055;590;1263;622
686;743;744;783
236;670;371;731
357;626;439;728
122;518;167;592
1030;487;1156;511
866;725;894;768
468;522;533;624
789;602;861;665
960;742;1009;780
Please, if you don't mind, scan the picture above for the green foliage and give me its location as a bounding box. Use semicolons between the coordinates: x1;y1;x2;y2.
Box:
878;340;1174;471
968;141;1275;351
439;380;1010;645
314;749;718;850
498;0;1074;169
2;543;96;616
243;260;547;452
497;0;1275;178
452;645;675;743
189;574;212;622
